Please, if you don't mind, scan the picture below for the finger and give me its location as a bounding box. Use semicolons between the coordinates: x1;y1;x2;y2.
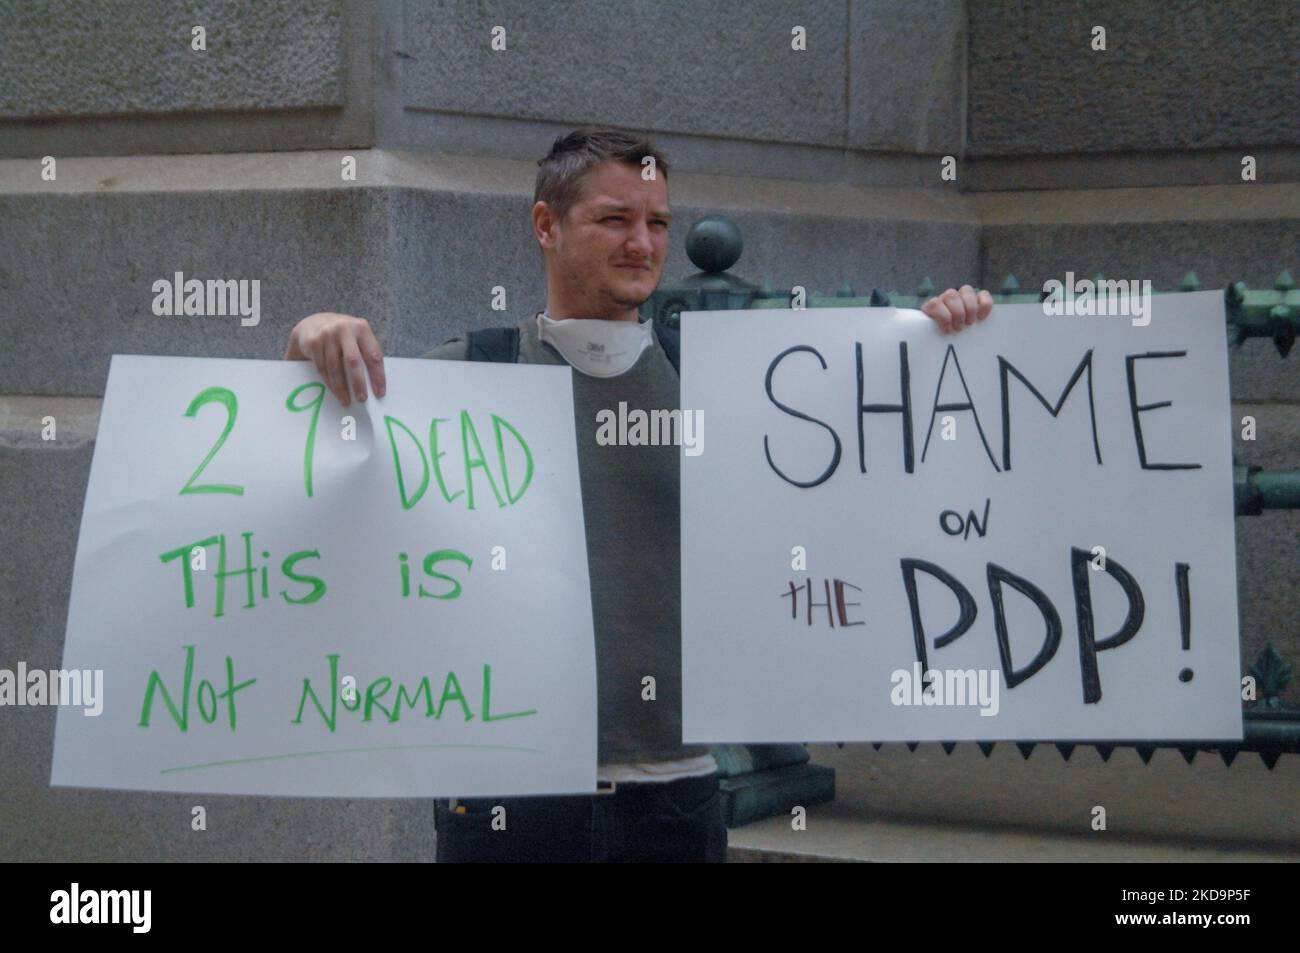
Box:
959;285;979;328
305;336;331;389
357;320;387;398
921;298;940;330
977;289;994;321
942;289;965;331
284;326;303;361
340;333;368;403
323;337;349;407
925;298;954;334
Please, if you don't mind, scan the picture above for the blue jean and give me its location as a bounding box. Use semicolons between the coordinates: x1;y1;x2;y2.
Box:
434;773;728;863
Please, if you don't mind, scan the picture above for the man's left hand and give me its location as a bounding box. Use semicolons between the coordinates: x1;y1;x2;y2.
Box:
922;285;994;333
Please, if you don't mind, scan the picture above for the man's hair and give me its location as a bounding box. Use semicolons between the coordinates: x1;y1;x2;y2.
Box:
534;128;669;223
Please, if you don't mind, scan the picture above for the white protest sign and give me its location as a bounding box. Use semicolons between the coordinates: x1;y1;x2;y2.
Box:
682;291;1241;742
52;355;596;796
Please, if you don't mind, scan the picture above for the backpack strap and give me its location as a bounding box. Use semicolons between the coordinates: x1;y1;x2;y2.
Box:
466;326;521;364
654;321;680;376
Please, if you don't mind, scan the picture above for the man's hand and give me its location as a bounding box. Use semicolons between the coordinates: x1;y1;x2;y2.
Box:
285;312;387;407
921;285;994;334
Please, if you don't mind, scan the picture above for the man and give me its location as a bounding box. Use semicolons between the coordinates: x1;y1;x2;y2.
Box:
285;128;993;862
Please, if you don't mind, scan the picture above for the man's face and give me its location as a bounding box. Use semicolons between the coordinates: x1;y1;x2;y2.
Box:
542;159;671;316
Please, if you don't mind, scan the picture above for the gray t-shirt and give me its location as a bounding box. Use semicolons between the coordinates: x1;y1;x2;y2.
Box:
421;317;710;766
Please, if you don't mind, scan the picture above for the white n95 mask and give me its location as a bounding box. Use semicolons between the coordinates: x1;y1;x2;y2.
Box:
537;310;654;378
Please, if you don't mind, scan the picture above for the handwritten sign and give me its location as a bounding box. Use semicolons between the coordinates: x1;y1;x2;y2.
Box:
52;356;597;796
681;292;1242;742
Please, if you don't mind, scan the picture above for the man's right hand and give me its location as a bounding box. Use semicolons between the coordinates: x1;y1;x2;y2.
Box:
285;312;387;407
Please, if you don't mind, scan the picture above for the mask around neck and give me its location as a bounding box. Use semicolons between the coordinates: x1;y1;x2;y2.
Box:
536;310;654;378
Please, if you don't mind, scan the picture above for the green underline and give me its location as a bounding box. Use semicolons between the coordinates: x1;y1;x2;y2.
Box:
161;742;545;775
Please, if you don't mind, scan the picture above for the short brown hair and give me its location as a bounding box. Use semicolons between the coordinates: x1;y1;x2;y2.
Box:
534;127;669;223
